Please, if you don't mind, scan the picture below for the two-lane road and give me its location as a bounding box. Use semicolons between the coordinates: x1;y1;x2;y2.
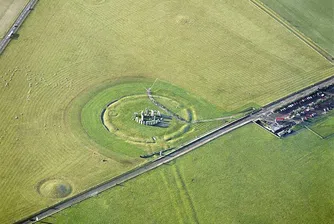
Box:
18;75;334;224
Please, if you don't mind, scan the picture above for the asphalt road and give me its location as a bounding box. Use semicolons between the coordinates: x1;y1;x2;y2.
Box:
16;75;334;224
0;0;38;55
2;0;333;222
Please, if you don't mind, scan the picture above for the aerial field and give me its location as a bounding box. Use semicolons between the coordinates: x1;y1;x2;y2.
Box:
77;79;225;155
0;0;333;223
42;124;334;224
308;112;334;138
259;0;334;56
0;0;28;38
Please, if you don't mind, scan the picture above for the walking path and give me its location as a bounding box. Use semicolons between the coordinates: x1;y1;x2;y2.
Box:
146;88;188;122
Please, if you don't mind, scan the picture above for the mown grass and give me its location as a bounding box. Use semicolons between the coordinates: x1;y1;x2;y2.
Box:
79;81;149;157
43;124;334;224
0;0;29;38
81;80;225;154
108;97;184;141
308;113;334;138
260;0;334;56
0;0;333;223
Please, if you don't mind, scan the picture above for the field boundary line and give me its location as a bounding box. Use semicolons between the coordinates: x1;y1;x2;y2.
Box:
252;120;280;139
173;165;199;224
0;0;39;55
249;0;334;63
16;75;334;224
304;125;324;139
324;133;334;139
159;171;185;223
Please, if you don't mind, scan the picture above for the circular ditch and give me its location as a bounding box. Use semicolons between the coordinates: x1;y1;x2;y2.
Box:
102;94;191;144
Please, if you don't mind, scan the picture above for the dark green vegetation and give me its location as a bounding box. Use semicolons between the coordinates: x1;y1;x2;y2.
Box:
42;124;334;224
260;0;334;56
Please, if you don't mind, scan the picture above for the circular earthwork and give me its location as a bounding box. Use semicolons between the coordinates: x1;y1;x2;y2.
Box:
102;94;189;144
37;178;73;199
75;79;196;153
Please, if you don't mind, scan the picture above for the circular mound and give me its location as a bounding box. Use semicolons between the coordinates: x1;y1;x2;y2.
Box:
37;179;72;199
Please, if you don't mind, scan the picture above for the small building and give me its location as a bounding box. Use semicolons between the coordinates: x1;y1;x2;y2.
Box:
275;117;285;123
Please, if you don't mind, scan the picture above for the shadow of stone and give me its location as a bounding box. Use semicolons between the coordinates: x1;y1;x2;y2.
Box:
155;122;170;128
161;114;173;119
11;33;20;40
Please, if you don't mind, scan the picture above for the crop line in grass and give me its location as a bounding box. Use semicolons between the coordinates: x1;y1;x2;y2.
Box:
206;18;304;74
9;1;63;61
72;2;113;29
106;0;158;23
74;0;162;30
167;165;195;223
160;169;187;223
252;120;280;139
324;133;334;140
173;165;200;224
304;125;324;139
250;0;334;63
0;0;39;55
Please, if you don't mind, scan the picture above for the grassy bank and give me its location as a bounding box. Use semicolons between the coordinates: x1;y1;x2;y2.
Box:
42;124;334;223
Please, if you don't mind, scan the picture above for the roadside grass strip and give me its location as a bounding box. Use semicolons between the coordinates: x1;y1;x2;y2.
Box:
41;124;334;223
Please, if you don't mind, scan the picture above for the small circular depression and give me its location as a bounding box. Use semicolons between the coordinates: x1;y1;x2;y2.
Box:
37;178;72;199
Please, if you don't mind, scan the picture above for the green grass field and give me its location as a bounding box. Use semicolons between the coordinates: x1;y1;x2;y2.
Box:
0;0;333;223
308;113;334;138
0;0;29;38
260;0;334;56
42;124;334;224
79;79;225;154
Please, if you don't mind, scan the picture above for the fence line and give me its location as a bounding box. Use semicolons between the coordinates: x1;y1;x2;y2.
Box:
250;0;333;63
